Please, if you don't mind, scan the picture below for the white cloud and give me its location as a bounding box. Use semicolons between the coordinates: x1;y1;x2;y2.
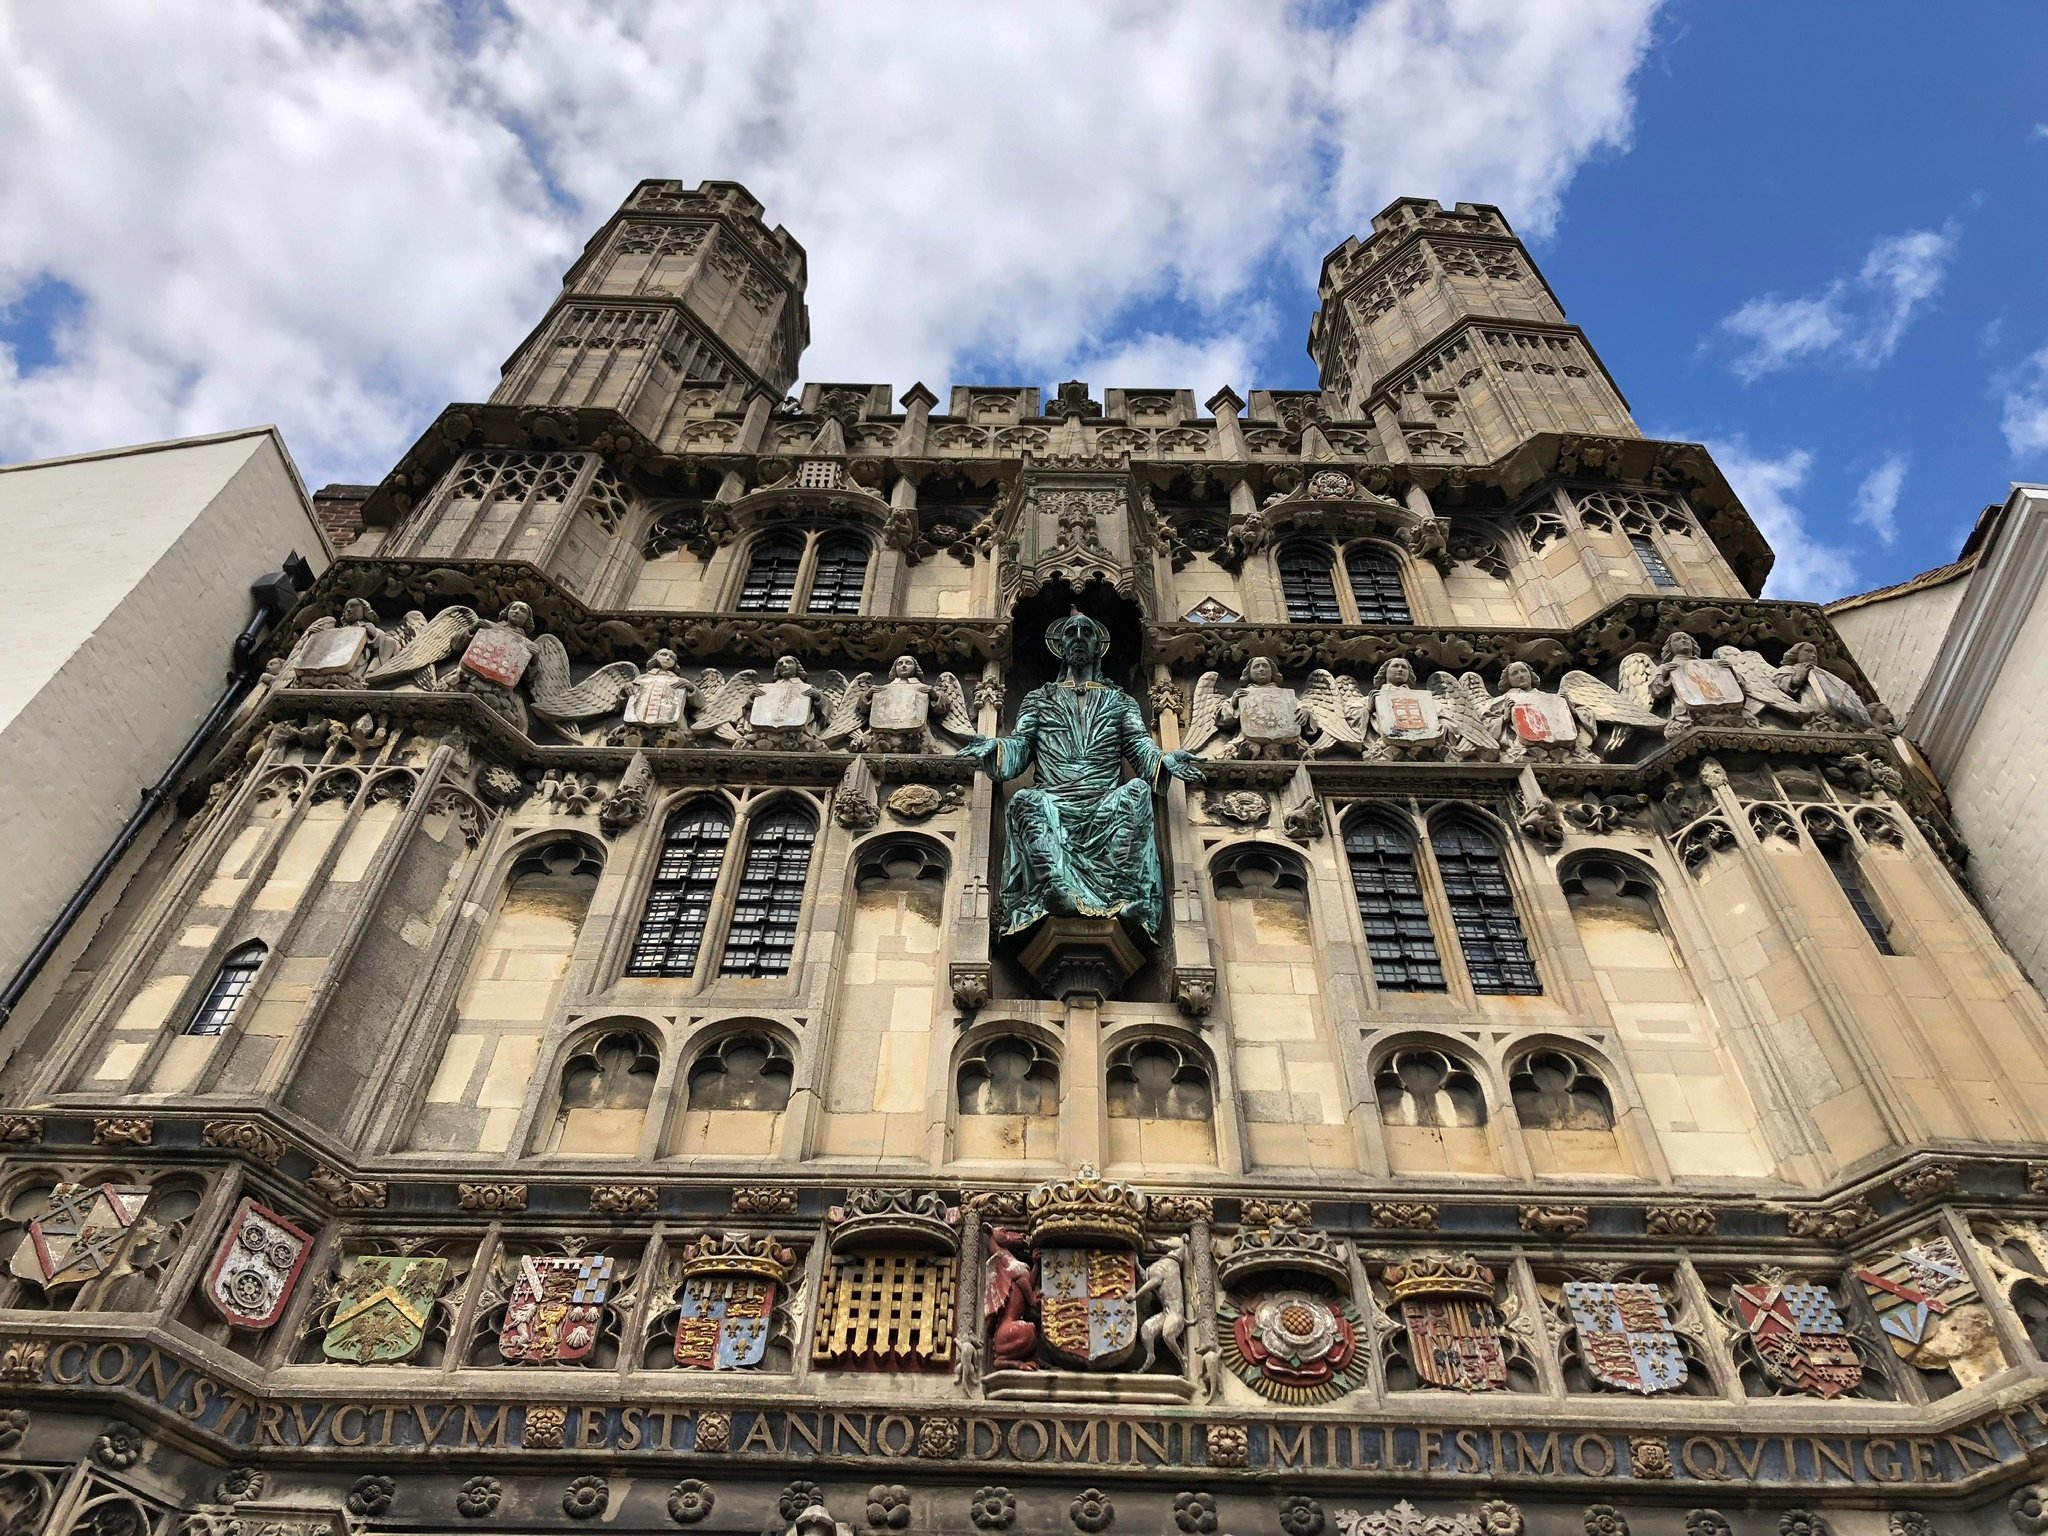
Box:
1852;452;1908;545
1701;434;1859;601
0;0;1661;489
2001;344;2048;458
1715;224;1957;381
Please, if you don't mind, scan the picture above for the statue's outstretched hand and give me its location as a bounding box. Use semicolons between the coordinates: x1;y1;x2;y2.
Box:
957;736;999;771
1162;749;1205;784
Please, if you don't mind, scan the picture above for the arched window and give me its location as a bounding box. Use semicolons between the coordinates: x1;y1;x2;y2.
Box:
686;1032;794;1112
186;941;266;1035
1279;544;1343;624
735;527;871;614
736;531;804;611
806;531;870;614
1280;539;1413;625
1375;1046;1486;1127
719;805;817;978
627;801;733;978
1345;544;1413;623
550;1027;660;1154
1343;815;1445;992
1630;533;1678;589
1433;817;1540;994
958;1036;1060;1118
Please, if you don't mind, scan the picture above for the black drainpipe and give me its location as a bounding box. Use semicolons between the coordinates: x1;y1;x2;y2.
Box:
0;555;315;1029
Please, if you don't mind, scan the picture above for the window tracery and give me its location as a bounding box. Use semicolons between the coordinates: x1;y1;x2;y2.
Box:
735;527;871;614
627;801;734;979
1342;816;1445;992
1433;816;1541;994
687;1031;794;1112
1278;540;1413;624
1375;1046;1486;1127
718;806;817;978
1105;1038;1214;1121
186;941;266;1036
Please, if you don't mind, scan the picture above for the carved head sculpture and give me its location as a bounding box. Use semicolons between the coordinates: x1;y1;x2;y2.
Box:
341;597;377;625
1660;631;1700;663
1376;658;1417;689
1241;656;1279;687
773;655;804;681
499;601;534;634
890;655;924;682
1045;612;1111;673
1783;642;1818;668
648;648;680;674
1501;661;1539;691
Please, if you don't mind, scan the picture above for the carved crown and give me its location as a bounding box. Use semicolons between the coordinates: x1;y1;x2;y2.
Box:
1026;1164;1145;1249
1382;1255;1495;1303
1216;1220;1349;1289
827;1187;959;1255
679;1231;797;1284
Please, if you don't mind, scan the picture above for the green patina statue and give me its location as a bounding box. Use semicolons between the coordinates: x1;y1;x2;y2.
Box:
959;612;1204;944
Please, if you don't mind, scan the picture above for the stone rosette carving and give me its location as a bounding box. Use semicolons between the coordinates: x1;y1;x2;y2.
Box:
1071;1488;1116;1532
93;1116;152;1147
1173;1492;1219;1535
1894;1163;1960;1204
1371;1201;1439;1231
201;1121;287;1163
971;1488;1017;1532
918;1417;962;1459
91;1421;143;1470
1147;1194;1215;1227
667;1480;715;1525
780;1483;826;1523
456;1476;501;1519
1783;1197;1875;1242
1479;1504;1523;1536
346;1476;395;1517
524;1405;567;1449
867;1485;911;1530
1519;1204;1590;1236
1779;1512;1830;1536
457;1182;528;1212
308;1165;387;1209
591;1184;659;1215
1645;1205;1716;1237
1279;1496;1326;1536
0;1408;26;1452
1584;1507;1628;1536
1626;1435;1673;1478
564;1475;609;1521
216;1467;262;1503
694;1410;732;1454
1206;1424;1249;1468
732;1185;798;1215
1244;1198;1313;1228
2010;1486;2048;1535
1685;1514;1732;1536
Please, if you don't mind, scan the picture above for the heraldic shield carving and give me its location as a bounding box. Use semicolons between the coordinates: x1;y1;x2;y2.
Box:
204;1198;313;1330
323;1254;449;1364
1563;1281;1686;1395
1024;1166;1148;1372
674;1233;795;1371
1385;1257;1508;1392
501;1254;614;1365
1857;1235;1997;1377
9;1182;150;1289
1732;1278;1862;1397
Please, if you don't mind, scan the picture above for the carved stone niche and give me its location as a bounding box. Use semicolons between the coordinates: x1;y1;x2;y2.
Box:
1005;468;1149;611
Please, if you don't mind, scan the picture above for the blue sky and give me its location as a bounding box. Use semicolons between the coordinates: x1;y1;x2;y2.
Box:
1;2;2043;600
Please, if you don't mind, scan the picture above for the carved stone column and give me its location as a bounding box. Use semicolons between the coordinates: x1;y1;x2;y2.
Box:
1184;1207;1220;1403
952;1195;986;1396
947;666;1002;1015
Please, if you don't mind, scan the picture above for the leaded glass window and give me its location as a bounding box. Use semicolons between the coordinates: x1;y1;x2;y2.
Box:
1630;533;1678;589
627;801;734;977
1434;819;1540;994
1343;816;1445;992
719;806;817;977
1345;544;1412;623
737;532;803;612
1279;545;1343;623
1824;843;1896;955
806;531;869;614
186;941;266;1035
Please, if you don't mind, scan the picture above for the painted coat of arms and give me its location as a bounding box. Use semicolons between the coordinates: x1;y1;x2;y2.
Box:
1385;1258;1508;1392
1563;1281;1687;1394
204;1198;313;1330
672;1231;797;1371
8;1183;150;1289
1732;1279;1862;1397
501;1254;614;1365
323;1254;449;1364
1038;1248;1140;1369
1857;1236;1995;1376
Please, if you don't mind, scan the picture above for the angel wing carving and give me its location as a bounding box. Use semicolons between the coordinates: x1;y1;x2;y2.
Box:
688;668;760;743
1300;669;1366;755
1559;665;1664;758
527;634;641;723
1183;671;1227;756
364;605;478;685
1714;646;1819;721
1429;671;1498;758
818;671;875;746
931;672;977;742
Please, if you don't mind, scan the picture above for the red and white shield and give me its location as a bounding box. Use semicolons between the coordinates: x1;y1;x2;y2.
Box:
204;1197;314;1329
461;628;531;687
1733;1280;1862;1397
9;1183;150;1288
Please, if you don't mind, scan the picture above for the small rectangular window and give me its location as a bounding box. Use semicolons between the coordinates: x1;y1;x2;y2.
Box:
1825;845;1896;955
1630;533;1679;589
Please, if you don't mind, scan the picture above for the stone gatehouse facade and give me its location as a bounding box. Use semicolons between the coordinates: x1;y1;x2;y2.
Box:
3;180;2046;1536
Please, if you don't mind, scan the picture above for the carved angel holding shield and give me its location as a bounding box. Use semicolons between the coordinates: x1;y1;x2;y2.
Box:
848;655;979;754
1557;653;1664;758
1184;656;1315;760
